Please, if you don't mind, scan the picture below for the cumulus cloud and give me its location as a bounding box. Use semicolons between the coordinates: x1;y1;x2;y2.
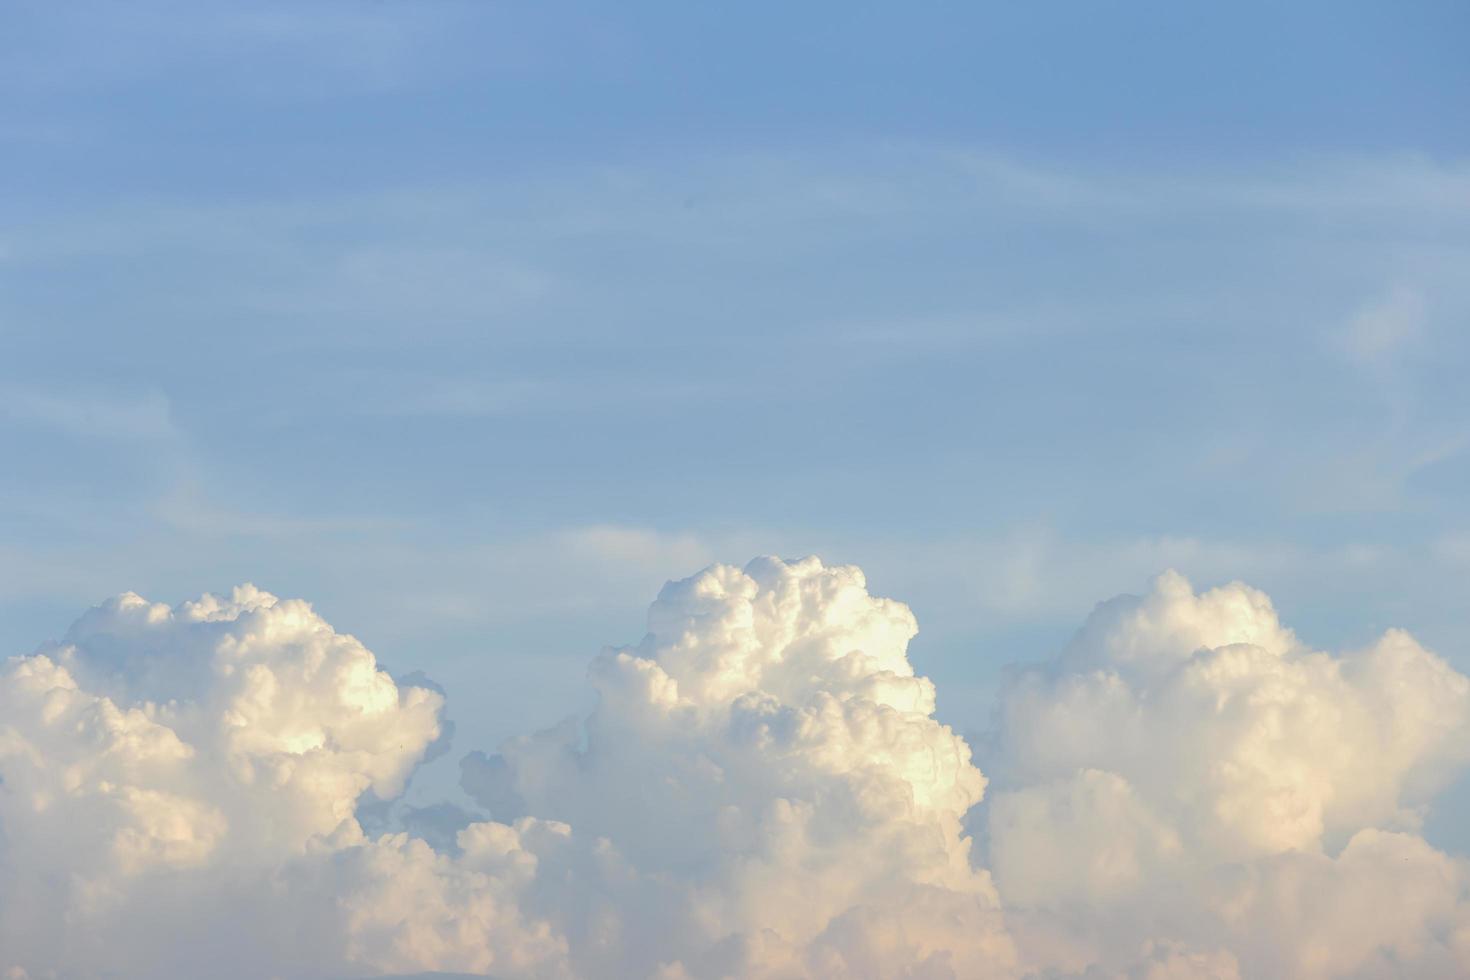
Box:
2;560;1469;978
0;586;450;976
460;556;1013;978
986;570;1470;978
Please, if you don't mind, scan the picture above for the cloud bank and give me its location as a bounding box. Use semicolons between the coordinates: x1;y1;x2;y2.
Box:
2;559;1468;978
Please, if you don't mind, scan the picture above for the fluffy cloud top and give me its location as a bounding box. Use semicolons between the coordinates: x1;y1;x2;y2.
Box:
460;556;1011;977
2;561;1469;978
987;571;1470;978
0;586;449;975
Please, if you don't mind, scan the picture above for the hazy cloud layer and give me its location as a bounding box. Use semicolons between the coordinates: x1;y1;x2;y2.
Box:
2;559;1468;978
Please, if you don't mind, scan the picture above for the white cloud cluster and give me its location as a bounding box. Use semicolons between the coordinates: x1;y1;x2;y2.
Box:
987;570;1470;978
0;586;451;976
2;560;1469;978
459;556;1014;978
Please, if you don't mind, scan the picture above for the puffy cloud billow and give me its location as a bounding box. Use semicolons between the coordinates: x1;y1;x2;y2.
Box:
986;571;1470;978
1;560;1468;978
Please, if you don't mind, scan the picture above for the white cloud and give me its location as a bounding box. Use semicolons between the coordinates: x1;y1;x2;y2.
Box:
460;556;1014;978
0;586;450;976
987;571;1470;978
2;560;1469;978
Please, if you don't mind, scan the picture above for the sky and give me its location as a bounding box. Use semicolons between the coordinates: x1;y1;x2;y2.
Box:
2;3;1470;978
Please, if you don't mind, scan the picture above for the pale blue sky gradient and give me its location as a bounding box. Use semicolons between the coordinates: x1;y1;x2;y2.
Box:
3;0;1469;829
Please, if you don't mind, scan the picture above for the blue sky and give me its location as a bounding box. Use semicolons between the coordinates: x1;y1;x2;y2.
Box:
3;1;1469;819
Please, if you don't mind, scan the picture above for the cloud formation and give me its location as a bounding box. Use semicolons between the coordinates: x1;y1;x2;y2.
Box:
987;571;1470;978
0;586;448;975
2;560;1468;978
460;556;1012;978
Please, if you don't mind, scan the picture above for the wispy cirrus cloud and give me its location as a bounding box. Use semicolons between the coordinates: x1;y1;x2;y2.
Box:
0;386;178;441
